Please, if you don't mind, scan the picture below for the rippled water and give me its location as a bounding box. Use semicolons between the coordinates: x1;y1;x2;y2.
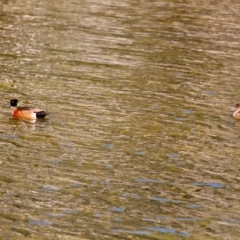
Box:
0;0;240;239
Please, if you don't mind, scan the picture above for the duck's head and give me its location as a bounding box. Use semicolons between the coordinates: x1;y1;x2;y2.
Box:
235;103;240;110
10;99;19;107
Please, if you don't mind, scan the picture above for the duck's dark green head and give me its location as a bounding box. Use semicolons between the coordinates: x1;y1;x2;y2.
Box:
10;99;19;107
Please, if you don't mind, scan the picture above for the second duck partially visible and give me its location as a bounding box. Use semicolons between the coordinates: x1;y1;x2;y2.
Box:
10;99;49;120
232;103;240;119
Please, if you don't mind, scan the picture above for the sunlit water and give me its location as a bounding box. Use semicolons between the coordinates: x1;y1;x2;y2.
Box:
0;0;240;239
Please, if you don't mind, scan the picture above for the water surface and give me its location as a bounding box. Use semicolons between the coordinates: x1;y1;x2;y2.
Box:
0;0;240;239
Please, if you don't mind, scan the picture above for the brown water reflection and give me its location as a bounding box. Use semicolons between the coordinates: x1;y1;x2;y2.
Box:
0;0;240;239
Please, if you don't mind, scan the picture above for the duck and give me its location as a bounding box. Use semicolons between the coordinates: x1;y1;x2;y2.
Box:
232;103;240;119
10;99;49;120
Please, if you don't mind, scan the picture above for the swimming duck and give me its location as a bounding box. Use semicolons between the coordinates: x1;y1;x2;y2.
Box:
232;103;240;119
10;99;49;120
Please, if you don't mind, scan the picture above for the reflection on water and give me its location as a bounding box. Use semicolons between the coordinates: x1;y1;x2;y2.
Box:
0;0;240;239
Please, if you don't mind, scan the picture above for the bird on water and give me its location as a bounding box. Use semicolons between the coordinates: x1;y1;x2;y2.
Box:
232;103;240;119
10;99;49;120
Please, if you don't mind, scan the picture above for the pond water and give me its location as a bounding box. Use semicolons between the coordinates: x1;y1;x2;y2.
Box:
0;0;240;239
